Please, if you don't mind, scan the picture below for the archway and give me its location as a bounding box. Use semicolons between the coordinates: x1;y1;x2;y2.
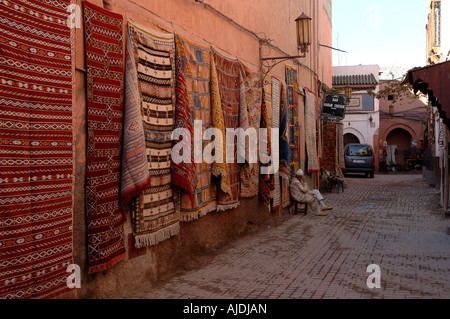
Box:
385;128;417;171
344;133;360;147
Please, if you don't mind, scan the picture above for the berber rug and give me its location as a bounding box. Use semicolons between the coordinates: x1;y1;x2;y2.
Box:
175;34;217;221
127;20;180;248
305;88;320;174
259;75;275;212
212;50;241;211
271;76;281;212
238;63;262;199
0;0;76;298
285;65;300;179
84;0;126;274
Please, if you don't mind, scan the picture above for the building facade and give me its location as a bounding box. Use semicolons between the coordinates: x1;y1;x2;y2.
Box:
426;0;450;65
332;65;380;171
378;80;428;173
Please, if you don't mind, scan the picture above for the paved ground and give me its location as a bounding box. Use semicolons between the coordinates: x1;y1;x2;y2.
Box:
123;172;450;299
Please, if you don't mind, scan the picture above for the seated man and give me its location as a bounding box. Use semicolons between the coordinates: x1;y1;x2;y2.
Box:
290;169;333;216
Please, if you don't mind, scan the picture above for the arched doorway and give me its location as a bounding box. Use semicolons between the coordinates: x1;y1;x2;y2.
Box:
344;133;360;147
385;128;417;170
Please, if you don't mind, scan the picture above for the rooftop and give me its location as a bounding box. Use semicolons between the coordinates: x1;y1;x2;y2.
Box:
332;73;378;90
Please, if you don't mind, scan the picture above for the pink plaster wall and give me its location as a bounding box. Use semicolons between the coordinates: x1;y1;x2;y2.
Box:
72;0;332;298
378;81;427;144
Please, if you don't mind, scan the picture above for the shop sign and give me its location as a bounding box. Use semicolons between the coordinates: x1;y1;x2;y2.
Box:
322;94;347;120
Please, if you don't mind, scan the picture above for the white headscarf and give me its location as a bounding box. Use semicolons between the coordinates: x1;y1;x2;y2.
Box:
296;169;304;177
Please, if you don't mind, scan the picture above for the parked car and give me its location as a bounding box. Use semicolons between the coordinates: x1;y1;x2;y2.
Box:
344;143;375;178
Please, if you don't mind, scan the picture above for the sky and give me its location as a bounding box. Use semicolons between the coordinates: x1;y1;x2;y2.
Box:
332;0;430;69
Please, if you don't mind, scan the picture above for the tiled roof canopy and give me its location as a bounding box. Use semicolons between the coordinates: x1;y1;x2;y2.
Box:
332;73;378;90
404;61;450;126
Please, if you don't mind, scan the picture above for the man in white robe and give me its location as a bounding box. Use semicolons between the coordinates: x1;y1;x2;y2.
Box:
290;169;333;216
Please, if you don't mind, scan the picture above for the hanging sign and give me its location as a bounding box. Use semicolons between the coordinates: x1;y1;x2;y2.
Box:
321;94;347;120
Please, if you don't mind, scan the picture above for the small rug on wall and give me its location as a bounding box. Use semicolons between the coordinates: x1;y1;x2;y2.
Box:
127;20;180;248
0;0;76;298
84;0;127;274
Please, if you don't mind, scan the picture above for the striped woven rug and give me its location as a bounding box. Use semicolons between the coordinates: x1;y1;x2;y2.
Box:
305;88;320;174
0;0;75;298
271;77;281;212
127;20;180;248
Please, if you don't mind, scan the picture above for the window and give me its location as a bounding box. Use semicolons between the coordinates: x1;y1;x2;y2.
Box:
346;145;373;157
362;94;374;111
435;1;441;47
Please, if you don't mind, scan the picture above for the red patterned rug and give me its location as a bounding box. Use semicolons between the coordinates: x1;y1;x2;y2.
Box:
212;51;241;211
0;0;75;298
83;0;126;274
259;75;275;211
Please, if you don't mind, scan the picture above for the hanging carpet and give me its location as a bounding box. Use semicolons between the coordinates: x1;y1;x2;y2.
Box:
175;34;217;221
239;63;262;198
0;0;76;299
84;0;126;274
120;24;150;212
322;121;337;172
259;75;274;211
211;50;241;211
127;20;179;248
305;88;320;174
279;82;291;209
285;65;300;179
271;77;281;212
172;54;198;204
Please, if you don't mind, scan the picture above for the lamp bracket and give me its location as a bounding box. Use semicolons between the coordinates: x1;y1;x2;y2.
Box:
261;47;308;83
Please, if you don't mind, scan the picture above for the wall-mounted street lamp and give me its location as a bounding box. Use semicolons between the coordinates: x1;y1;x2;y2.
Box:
261;12;312;76
296;12;312;53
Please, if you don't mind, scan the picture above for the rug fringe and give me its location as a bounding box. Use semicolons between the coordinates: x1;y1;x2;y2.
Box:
216;202;240;212
88;252;127;274
134;222;180;249
240;192;258;199
179;203;217;222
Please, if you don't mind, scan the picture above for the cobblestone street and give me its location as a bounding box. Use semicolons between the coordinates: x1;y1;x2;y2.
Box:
123;173;450;299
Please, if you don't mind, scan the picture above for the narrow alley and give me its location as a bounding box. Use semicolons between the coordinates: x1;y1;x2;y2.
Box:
122;173;450;299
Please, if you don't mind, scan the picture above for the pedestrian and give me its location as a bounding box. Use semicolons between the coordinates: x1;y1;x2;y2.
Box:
290;169;333;216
